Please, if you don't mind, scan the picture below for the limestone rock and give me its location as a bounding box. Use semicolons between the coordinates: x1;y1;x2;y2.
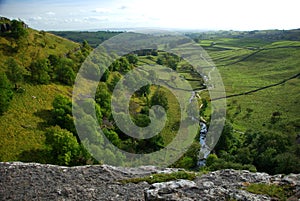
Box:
0;162;299;201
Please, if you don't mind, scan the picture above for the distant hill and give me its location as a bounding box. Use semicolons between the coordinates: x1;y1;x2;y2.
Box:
50;31;122;48
186;28;300;42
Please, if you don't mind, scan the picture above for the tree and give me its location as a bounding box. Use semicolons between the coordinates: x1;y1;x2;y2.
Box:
95;83;111;117
126;54;138;65
54;58;75;85
80;99;102;125
275;152;300;174
82;61;100;81
173;142;201;169
166;58;178;70
100;69;110;82
150;89;169;111
132;114;151;127
107;73;121;92
81;40;92;57
29;59;51;84
156;57;164;65
0;73;13;115
5;58;24;85
10;19;28;39
136;84;150;97
214;122;234;155
51;95;76;134
76;115;103;144
103;128;121;147
119;57;131;73
48;54;60;67
45;126;80;166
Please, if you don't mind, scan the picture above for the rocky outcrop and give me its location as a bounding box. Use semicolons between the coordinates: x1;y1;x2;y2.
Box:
0;162;299;201
145;169;300;200
0;23;11;33
0;17;28;33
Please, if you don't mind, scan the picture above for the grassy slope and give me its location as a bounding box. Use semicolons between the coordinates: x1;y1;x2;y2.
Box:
0;28;79;161
200;38;300;132
0;28;79;70
0;84;72;161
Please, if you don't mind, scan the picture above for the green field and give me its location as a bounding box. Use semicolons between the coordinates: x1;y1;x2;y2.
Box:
0;83;71;161
199;38;300;133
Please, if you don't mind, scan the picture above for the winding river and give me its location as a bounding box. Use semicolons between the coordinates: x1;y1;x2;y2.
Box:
188;91;210;167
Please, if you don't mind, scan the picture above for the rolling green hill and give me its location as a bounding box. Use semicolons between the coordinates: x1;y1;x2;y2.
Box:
0;17;299;173
198;37;300;133
0;17;81;161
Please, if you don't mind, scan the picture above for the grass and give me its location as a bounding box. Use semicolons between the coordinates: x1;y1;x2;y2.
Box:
245;183;294;200
0;28;79;71
119;170;197;184
226;78;300;132
0;83;72;161
199;37;300;133
0;27;79;161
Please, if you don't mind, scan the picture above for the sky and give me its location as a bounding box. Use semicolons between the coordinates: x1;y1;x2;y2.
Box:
0;0;299;31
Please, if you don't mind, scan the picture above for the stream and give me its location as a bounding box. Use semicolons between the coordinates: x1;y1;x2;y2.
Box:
188;91;210;167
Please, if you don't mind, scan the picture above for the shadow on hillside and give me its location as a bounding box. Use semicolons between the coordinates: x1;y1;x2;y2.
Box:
18;148;51;164
34;109;52;129
0;43;18;56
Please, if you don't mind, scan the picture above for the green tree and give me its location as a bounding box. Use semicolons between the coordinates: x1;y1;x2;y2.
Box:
126;54;138;65
132;114;151;127
150;89;169;111
156;57;164;65
54;58;75;85
48;54;60;67
51;95;76;134
136;84;150;97
29;59;51;84
95;83;111;117
257;148;277;174
119;57;131;73
5;58;24;85
107;73;121;92
173;142;200;169
0;73;13;115
76;115;103;144
214;122;234;155
45;126;80;166
275;152;300;174
100;69;110;82
81;40;92;57
82;61;100;81
103;128;121;147
10;19;28;39
166;58;178;70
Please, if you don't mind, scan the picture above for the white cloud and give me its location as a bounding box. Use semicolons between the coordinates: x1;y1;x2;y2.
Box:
84;16;109;22
45;11;55;16
28;16;43;21
0;0;299;30
92;8;112;13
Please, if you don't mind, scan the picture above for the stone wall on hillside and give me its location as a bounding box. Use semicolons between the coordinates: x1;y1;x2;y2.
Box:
0;162;299;201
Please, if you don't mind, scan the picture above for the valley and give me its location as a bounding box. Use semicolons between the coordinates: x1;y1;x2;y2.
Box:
0;17;299;175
